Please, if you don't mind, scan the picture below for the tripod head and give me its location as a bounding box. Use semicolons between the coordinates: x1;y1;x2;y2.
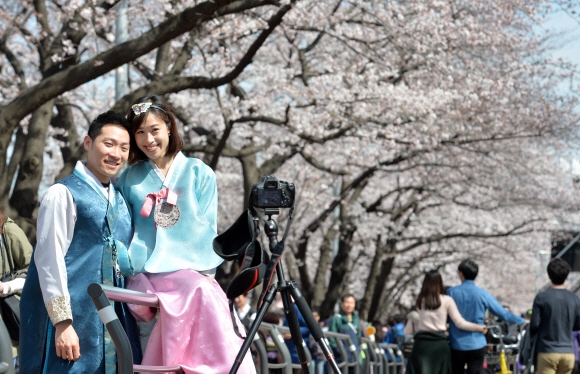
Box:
262;208;280;250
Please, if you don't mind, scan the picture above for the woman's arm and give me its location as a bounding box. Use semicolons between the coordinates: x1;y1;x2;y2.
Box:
196;164;218;231
445;295;486;332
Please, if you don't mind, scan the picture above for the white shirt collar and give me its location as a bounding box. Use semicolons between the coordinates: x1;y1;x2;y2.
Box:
75;161;114;203
237;303;251;320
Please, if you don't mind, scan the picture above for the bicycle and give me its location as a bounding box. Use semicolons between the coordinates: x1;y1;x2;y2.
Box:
485;324;521;374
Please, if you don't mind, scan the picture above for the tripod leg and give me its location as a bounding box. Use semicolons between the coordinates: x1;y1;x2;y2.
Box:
281;287;311;373
288;281;342;374
230;284;277;374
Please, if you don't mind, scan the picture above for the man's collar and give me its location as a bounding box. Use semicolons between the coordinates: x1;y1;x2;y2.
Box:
461;280;475;285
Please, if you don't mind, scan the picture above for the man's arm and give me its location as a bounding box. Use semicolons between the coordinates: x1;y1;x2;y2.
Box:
484;291;526;325
328;315;340;348
0;219;33;294
35;185;81;361
529;295;541;334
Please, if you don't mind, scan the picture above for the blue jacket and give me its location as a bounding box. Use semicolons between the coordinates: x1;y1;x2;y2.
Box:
283;305;310;364
383;322;405;344
447;280;525;350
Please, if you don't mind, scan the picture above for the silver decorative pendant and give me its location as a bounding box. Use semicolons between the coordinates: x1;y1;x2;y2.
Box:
154;202;180;228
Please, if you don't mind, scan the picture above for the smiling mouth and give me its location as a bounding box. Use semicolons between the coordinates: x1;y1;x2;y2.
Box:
144;145;158;152
104;160;120;167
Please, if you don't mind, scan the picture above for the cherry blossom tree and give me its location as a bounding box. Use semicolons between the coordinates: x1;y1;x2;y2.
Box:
1;0;579;318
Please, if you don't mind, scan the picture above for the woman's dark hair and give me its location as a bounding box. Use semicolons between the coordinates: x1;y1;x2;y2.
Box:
415;270;445;310
458;259;479;280
547;258;570;285
126;94;183;165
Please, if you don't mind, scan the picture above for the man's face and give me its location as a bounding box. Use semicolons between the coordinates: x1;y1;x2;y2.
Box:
84;124;130;183
234;295;248;309
341;296;356;314
312;311;320;322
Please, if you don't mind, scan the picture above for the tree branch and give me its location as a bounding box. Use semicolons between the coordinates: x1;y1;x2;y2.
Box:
2;0;272;129
110;0;293;113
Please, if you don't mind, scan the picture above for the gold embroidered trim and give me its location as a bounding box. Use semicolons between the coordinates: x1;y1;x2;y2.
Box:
46;296;73;325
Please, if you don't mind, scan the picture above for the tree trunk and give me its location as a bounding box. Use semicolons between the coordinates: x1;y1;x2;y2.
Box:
10;100;55;218
155;42;173;74
367;256;395;322
309;227;337;308
318;216;356;319
238;152;260;207
358;239;396;321
0;126;27;210
53;102;85;181
284;249;300;285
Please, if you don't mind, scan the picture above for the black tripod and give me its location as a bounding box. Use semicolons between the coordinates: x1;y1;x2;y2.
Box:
230;208;340;374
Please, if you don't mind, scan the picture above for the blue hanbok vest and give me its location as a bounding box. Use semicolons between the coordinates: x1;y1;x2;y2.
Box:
20;173;132;374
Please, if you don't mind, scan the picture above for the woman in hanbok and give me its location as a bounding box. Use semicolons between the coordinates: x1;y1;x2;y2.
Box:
117;95;255;374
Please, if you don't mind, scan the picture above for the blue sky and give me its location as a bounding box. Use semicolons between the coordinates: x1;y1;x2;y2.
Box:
542;3;580;96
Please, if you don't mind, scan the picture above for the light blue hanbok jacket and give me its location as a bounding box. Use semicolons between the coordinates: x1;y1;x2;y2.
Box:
117;152;223;273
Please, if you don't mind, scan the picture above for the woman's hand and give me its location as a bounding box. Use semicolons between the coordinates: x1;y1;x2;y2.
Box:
55;321;81;361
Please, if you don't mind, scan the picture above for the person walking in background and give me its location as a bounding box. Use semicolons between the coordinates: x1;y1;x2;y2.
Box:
530;258;580;374
447;259;526;374
117;95;255;373
383;315;405;345
0;208;32;367
309;309;326;374
282;304;310;373
572;331;580;374
234;293;257;329
328;294;361;364
20;111;134;373
405;270;486;374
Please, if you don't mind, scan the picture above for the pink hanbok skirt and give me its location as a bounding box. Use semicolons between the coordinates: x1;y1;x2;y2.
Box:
127;269;256;374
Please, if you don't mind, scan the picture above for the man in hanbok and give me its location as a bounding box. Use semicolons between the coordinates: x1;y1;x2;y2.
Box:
20;111;133;373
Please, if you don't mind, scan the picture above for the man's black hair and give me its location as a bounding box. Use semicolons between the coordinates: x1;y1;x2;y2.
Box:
458;259;479;280
87;110;130;140
547;258;570;286
340;293;356;303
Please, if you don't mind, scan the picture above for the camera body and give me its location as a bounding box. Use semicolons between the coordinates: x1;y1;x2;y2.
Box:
250;176;295;209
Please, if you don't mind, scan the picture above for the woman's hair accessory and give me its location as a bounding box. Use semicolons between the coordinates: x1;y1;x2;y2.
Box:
132;102;152;116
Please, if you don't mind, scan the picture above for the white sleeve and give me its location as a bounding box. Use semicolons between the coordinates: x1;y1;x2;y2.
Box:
3;278;25;294
35;184;76;325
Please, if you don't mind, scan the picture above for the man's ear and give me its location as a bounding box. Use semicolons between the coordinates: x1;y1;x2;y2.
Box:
83;135;92;151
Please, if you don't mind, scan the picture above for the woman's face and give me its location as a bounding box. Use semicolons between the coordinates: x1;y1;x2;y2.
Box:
135;113;170;162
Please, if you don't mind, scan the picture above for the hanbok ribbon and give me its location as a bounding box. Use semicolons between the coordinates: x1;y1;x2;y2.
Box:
140;187;178;218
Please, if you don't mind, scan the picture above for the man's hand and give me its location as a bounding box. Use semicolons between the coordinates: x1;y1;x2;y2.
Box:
55;321;81;361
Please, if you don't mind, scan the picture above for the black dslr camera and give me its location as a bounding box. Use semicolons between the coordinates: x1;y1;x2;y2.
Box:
250;176;295;209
